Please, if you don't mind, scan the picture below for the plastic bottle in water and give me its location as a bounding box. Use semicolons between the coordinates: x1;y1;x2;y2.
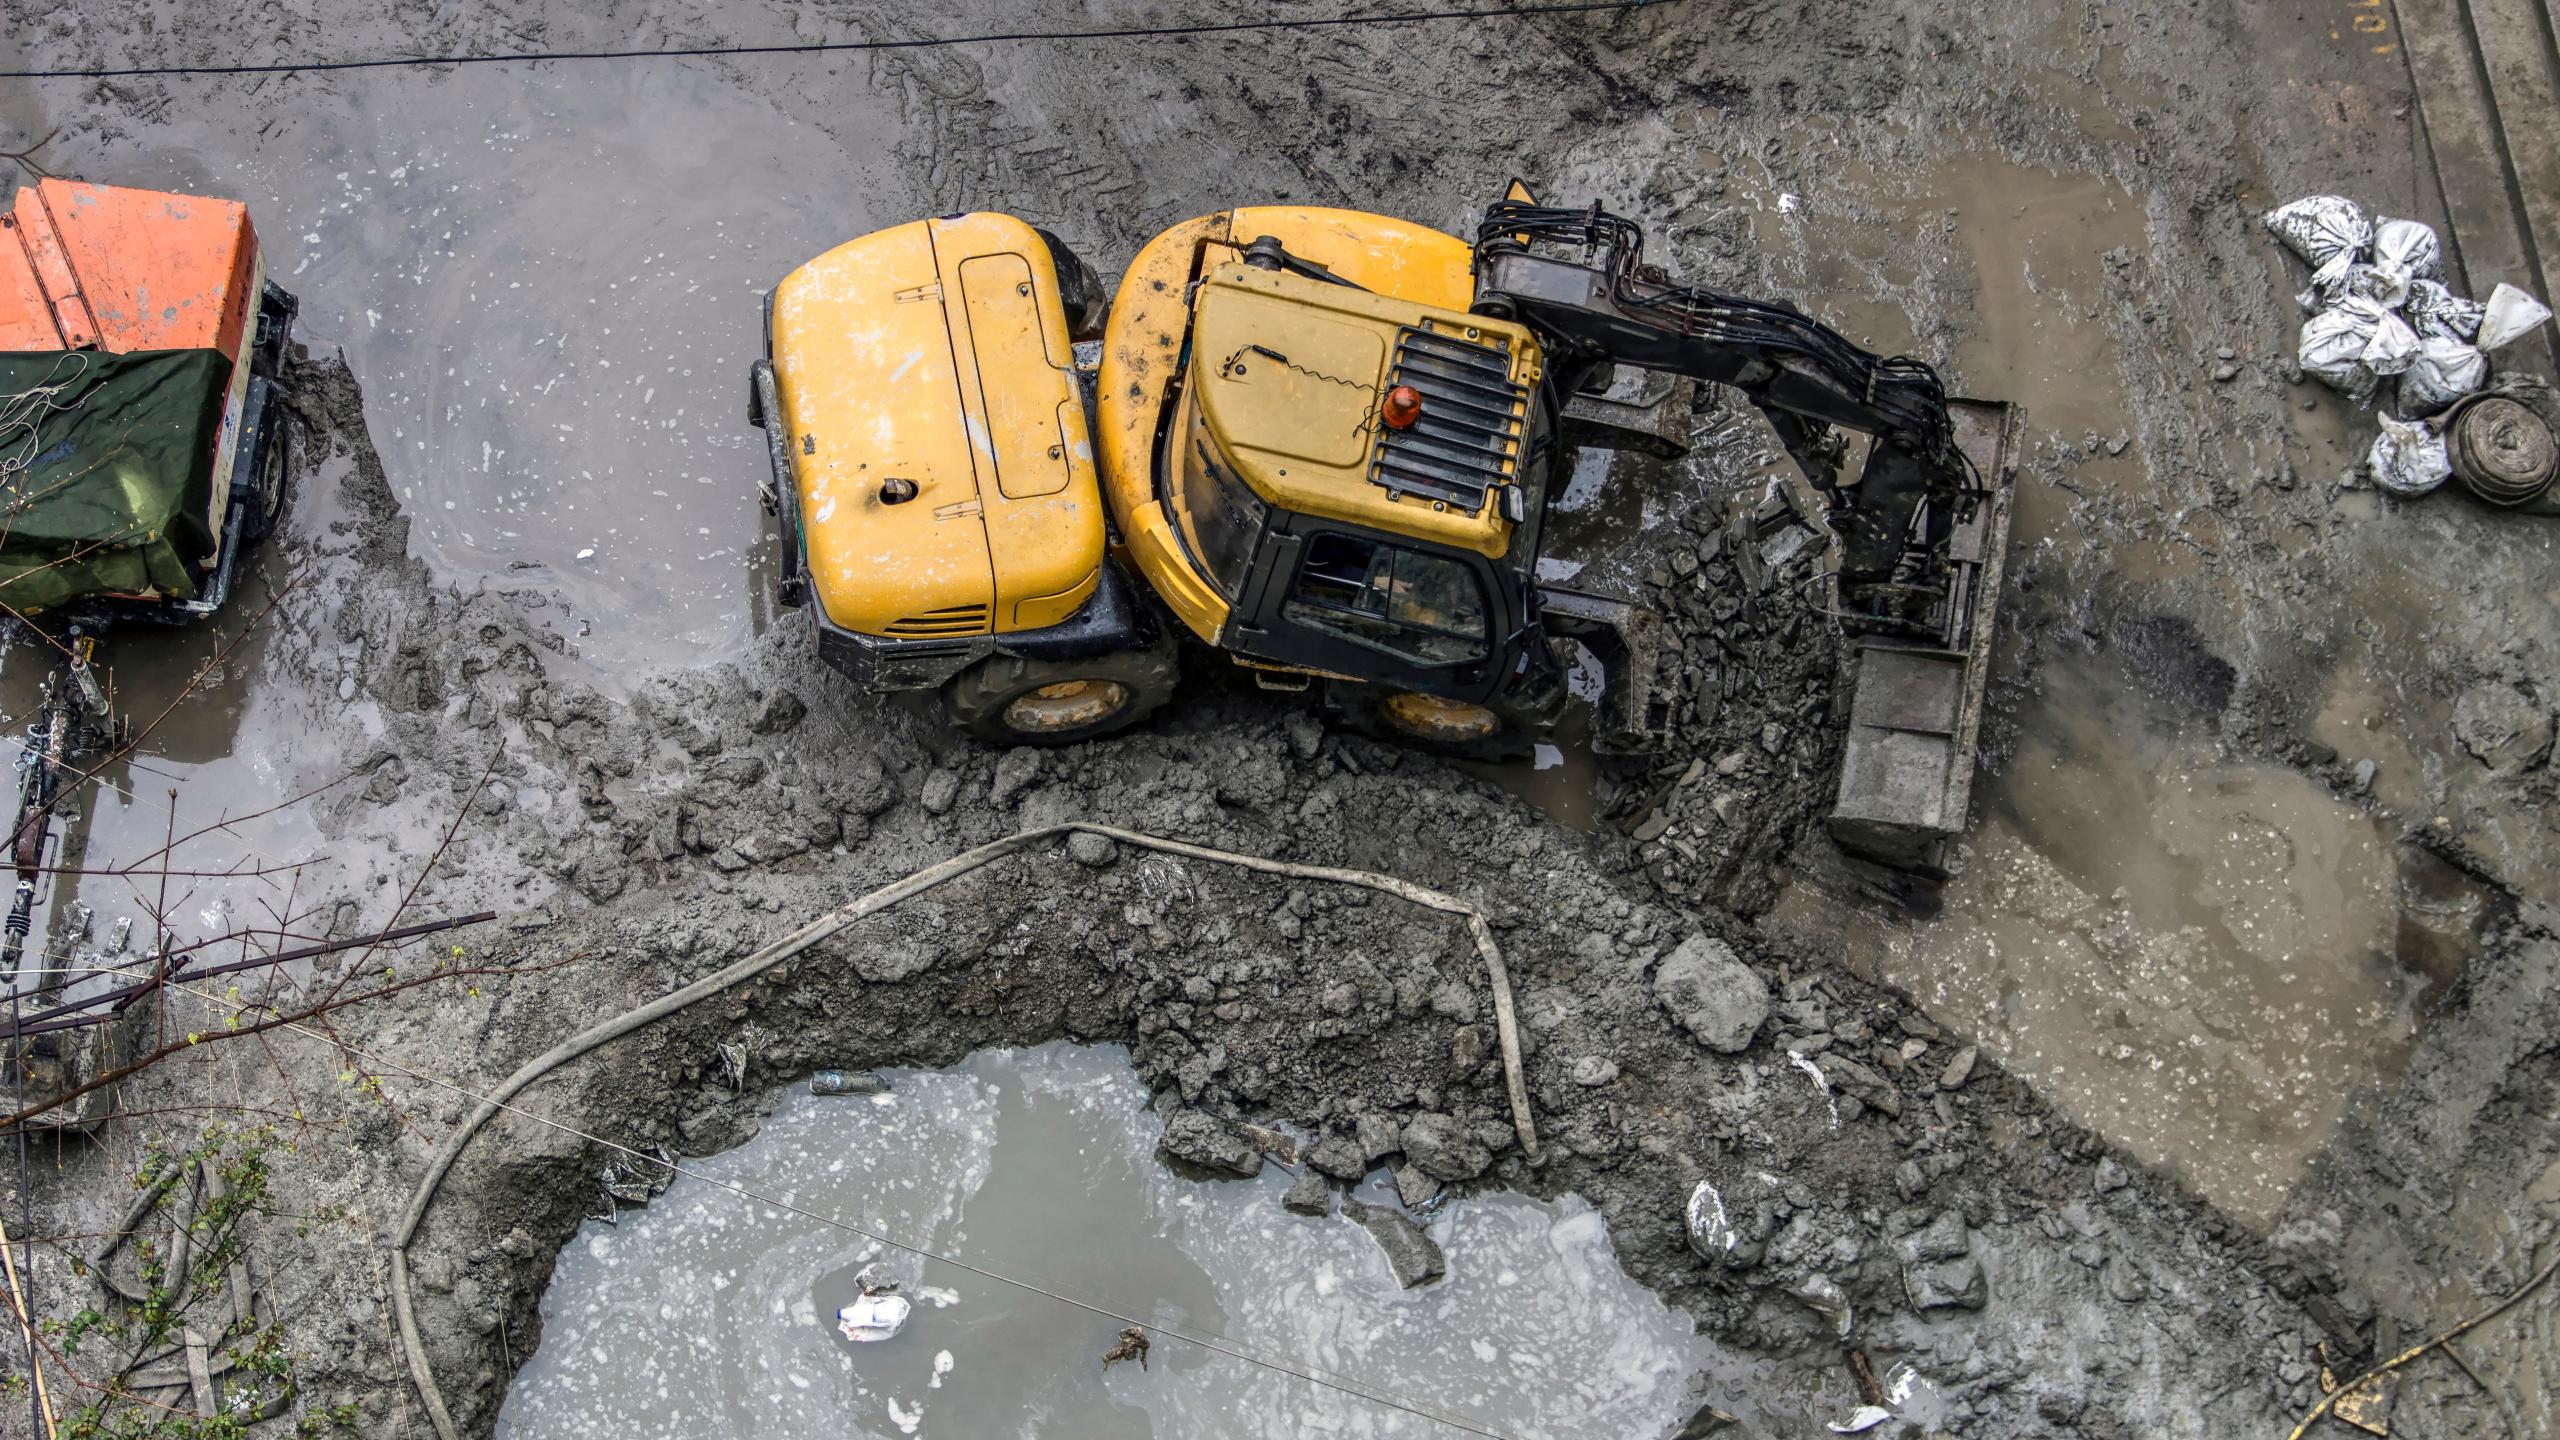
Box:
810;1068;890;1097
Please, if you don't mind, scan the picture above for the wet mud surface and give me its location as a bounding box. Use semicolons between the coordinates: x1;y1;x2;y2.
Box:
2;2;2557;1438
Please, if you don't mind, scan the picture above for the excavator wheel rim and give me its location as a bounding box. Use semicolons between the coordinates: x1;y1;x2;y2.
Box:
1380;691;1503;742
1003;679;1132;734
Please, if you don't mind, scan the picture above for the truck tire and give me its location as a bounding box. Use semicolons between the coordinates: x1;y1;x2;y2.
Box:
240;410;293;545
1324;680;1537;763
944;637;1178;746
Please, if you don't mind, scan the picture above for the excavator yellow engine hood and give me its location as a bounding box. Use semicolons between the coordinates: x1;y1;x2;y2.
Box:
767;213;1103;638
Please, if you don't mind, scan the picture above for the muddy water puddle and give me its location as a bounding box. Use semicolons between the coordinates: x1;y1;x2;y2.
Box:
1879;651;2478;1227
498;1044;1795;1439
17;64;905;674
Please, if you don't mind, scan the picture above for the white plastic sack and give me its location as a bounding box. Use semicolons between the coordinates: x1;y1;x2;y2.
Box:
2398;334;2488;416
837;1292;911;1342
2405;279;2484;342
2362;306;2420;376
2370;217;2444;302
2265;195;2371;267
2304;295;2396;399
2477;282;2554;351
2369;415;2452;495
2297;251;2356;311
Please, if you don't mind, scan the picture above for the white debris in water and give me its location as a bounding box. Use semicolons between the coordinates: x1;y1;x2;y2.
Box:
929;1350;954;1388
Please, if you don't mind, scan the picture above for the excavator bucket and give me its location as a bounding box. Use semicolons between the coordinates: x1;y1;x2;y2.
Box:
1826;399;2020;870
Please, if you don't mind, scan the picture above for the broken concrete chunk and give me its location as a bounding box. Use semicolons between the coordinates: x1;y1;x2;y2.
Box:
1400;1113;1492;1183
1155;1110;1262;1178
1937;1045;1978;1091
1815;1053;1903;1118
1354;1112;1402;1164
1281;1170;1333;1217
1392;1162;1443;1209
918;769;960;816
1901;1210;1971;1262
1344;1200;1444;1289
1902;1254;1988;1311
990;748;1044;807
1652;935;1771;1054
1306;1135;1368;1181
747;688;806;734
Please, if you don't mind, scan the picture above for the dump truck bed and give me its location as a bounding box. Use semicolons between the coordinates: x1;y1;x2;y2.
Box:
1;179;279;621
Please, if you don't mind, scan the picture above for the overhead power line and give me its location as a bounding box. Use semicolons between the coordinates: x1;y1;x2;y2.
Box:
0;0;1659;81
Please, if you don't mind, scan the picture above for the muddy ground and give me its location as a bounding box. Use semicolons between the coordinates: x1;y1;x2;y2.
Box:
3;1;2558;1436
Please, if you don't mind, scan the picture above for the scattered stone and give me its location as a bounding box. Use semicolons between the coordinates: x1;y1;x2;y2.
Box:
1400;1113;1492;1182
1282;1169;1333;1217
1306;1136;1367;1181
918;769;960;816
2351;758;2379;793
2212;361;2242;382
1652;935;1771;1054
747;689;807;734
1391;1162;1443;1209
1816;1053;1903;1118
1156;1110;1262;1178
1449;1024;1485;1073
2104;1257;2152;1303
1938;1045;1979;1091
1685;1179;1740;1262
1903;1254;1988;1311
1065;832;1117;868
2093;1157;2131;1193
1354;1113;1402;1164
1344;1200;1444;1289
1894;1159;1929;1200
1284;711;1324;760
990;748;1044;807
1571;1055;1621;1088
1901;1211;1971;1262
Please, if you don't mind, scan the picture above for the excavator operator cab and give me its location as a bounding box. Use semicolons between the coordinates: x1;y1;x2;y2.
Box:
1160;256;1561;715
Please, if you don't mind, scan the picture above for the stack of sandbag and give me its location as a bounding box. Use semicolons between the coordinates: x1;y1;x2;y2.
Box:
2264;194;2553;494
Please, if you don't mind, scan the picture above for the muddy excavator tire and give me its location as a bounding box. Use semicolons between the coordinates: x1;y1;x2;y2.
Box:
240;409;294;545
944;634;1179;746
1324;680;1538;763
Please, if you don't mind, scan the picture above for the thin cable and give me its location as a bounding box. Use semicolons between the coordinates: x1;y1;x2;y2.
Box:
0;0;1658;80
158;984;1530;1440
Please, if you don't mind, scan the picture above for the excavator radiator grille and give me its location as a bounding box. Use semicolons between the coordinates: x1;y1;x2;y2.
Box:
1369;327;1527;513
883;603;990;637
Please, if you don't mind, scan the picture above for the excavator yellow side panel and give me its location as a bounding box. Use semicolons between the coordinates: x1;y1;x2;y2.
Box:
770;213;1101;638
1096;206;1480;644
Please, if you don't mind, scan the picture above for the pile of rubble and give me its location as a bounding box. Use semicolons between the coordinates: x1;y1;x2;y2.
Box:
2264;194;2554;496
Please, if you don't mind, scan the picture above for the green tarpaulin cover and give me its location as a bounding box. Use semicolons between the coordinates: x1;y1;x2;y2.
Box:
0;348;229;615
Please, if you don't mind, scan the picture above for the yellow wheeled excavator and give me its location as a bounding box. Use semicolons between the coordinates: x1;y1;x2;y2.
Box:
749;191;2017;865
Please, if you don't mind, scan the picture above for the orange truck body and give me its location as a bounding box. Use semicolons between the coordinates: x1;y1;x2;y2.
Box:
1;178;262;360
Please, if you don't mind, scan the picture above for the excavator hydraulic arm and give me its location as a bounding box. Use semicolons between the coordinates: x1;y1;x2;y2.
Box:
1472;200;2016;869
1472;200;1988;652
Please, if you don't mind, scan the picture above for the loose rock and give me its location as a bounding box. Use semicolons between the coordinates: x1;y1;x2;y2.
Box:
1651;935;1771;1054
1156;1111;1262;1178
1344;1200;1445;1289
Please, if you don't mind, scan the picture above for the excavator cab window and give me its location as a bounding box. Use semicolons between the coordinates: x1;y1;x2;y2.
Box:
1180;439;1270;599
1281;533;1489;666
